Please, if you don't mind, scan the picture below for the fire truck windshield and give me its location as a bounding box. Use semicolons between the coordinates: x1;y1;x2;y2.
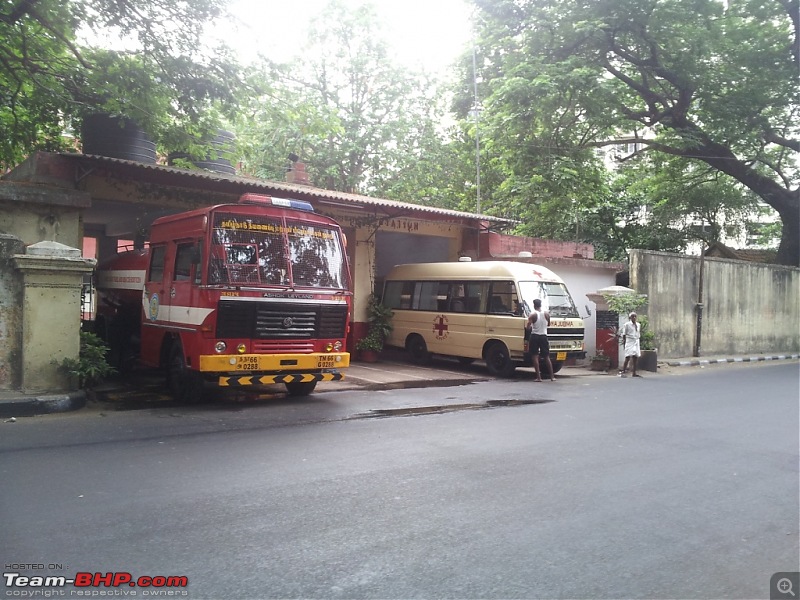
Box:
208;213;348;289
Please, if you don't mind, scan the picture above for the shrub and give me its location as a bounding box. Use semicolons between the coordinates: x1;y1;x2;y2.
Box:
355;294;393;352
60;331;116;389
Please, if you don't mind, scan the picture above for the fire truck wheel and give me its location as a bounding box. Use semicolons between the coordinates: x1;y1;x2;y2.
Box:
285;380;317;396
167;345;205;403
484;342;516;378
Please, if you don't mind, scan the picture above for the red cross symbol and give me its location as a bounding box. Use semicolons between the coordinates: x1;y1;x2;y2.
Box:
432;315;449;339
531;269;544;278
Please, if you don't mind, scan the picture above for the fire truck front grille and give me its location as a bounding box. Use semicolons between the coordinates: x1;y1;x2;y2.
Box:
216;301;347;340
252;340;315;353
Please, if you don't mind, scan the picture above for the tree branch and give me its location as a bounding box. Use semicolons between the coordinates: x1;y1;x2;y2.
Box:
764;129;800;152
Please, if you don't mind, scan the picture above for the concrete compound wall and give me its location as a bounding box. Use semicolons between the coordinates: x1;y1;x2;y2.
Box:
630;250;800;358
0;234;24;389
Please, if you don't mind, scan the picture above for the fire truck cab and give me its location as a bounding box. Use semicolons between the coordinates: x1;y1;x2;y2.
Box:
95;194;352;401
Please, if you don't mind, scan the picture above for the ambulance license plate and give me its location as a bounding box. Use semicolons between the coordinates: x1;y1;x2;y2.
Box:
556;352;567;361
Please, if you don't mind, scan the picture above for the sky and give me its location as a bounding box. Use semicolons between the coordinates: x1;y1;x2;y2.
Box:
212;0;475;76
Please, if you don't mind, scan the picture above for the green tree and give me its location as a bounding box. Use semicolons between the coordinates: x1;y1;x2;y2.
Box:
579;163;687;262
236;0;462;205
0;0;246;168
577;154;765;261
468;0;799;265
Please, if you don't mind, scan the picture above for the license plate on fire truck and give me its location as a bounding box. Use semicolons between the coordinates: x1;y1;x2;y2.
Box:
317;355;337;368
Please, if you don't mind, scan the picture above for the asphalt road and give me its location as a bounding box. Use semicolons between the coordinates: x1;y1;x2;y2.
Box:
1;361;798;600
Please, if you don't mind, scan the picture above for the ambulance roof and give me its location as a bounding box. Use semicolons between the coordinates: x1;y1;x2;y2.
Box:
385;261;565;283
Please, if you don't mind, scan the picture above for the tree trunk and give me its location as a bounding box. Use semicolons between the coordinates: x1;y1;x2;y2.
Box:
774;200;800;267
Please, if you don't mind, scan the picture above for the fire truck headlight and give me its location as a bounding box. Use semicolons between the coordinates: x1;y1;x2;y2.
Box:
214;341;227;353
333;341;342;351
237;344;247;354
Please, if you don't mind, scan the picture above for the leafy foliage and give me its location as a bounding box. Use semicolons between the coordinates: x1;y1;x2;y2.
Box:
0;0;247;168
2;0;794;265
601;291;648;317
60;331;116;389
235;0;466;206
467;0;799;265
638;315;657;351
355;294;393;352
577;155;767;261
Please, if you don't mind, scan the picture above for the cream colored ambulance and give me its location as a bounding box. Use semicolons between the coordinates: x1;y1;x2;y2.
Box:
381;260;585;377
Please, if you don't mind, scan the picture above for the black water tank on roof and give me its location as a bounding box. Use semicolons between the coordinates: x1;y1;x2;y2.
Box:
81;114;157;164
167;130;237;174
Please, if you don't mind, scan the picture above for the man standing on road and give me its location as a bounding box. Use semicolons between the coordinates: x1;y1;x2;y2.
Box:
620;312;642;378
527;298;554;382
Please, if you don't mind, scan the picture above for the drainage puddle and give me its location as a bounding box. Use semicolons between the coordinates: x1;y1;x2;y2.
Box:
350;398;554;420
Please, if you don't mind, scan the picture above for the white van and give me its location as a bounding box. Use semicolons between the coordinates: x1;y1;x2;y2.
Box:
382;261;585;377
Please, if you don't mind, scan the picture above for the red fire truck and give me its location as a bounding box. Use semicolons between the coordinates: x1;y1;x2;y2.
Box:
94;193;352;400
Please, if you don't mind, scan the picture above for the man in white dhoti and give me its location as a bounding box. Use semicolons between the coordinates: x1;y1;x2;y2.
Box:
619;312;642;378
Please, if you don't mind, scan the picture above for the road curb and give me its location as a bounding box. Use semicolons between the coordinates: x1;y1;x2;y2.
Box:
0;390;87;418
664;354;800;367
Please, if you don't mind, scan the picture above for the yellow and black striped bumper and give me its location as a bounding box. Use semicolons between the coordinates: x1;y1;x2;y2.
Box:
219;371;344;387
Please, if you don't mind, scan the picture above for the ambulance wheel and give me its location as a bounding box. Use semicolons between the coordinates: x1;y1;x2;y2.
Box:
167;345;204;403
285;380;317;397
406;334;431;365
485;342;516;378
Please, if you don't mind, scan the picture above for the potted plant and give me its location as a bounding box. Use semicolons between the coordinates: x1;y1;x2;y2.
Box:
355;295;393;362
638;315;658;372
589;350;611;372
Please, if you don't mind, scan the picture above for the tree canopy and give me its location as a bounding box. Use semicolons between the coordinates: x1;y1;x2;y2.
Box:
0;0;246;168
2;0;794;265
467;0;799;265
235;0;463;204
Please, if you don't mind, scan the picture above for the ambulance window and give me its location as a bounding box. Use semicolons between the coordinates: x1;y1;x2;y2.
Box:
148;246;166;282
447;282;467;312
463;282;486;313
414;281;440;311
383;281;414;310
488;281;518;315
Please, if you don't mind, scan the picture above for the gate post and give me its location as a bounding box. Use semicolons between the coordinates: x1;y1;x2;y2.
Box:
13;241;96;393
